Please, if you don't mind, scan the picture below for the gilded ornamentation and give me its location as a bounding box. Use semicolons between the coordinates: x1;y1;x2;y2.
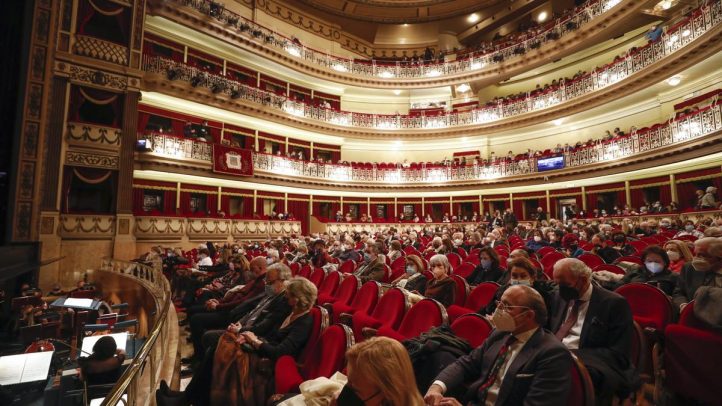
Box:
14;203;32;241
58;215;116;239
31;46;46;81
18;162;35;200
41;216;55;235
65;63;128;90
66;151;119;169
67;122;122;149
27;84;42;120
74;34;129;65
22;122;39;159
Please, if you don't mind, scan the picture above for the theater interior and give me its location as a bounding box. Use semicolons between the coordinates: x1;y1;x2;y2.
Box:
1;0;721;404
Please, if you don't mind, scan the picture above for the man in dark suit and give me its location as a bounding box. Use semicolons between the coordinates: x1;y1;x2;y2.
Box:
354;241;387;283
551;258;638;404
672;237;722;310
424;285;572;406
534;207;547;223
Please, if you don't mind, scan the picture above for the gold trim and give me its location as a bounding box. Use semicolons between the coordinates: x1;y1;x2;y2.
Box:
629;181;670;189
675;173;721;183
133;184;176;191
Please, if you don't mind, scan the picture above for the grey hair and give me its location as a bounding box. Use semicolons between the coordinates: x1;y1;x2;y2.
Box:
268;263;292;281
695;237;722;258
267;248;279;261
429;254;451;272
284;277;318;312
511;285;548;325
703;227;722;238
554;258;592;279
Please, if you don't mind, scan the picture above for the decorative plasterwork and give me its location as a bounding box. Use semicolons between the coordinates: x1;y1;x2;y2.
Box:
66;122;122;150
74;34;129;65
132;216;301;241
135;216;186;240
58;215;116;239
56;61;129;91
66;150;119;169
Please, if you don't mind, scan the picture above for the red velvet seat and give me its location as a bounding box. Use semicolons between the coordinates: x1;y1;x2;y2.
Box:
338;260;355;274
317;274;359;306
308;268;326;288
380;264;393;283
274;324;354;395
390;256;406;272
568;353;595;406
628;240;647;253
577;253;605;269
456;248;468;259
289;262;301;276
450;275;469;307
675;234;697;242
663;301;722;405
446;252;462;269
615;283;673;333
317;271;340;299
450;313;493;348
376;298;448;341
466;255;480;266
352;287;409;342
298;264;312;279
446;282;499;323
297;306;329;365
540;251;566;278
331;281;381;324
536;246;556;257
454;262;476;279
592;264;625;275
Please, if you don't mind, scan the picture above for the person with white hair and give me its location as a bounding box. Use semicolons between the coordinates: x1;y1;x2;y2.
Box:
700;186;719;209
672;237;722;309
551;258;637;403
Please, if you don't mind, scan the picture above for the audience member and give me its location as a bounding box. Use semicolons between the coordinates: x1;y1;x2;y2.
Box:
423;255;456;307
672;237;722;310
466;247;505;285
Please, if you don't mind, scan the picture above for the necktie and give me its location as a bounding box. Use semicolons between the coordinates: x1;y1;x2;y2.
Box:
476;335;517;404
555;300;580;341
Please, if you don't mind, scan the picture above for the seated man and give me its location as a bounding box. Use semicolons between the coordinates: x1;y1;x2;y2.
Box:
424;285;571;406
672;237;722;310
551;258;638;404
353;241;386;283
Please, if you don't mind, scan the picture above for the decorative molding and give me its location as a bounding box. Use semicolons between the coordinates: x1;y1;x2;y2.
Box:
58;215;116;239
186;218;232;240
135;216;186;240
65;150;119;169
74;34;129;65
66;122;122;150
56;61;129;91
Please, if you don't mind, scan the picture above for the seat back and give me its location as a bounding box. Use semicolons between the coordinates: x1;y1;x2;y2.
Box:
592;264;625;275
298;264;313;279
615;256;643;266
450;275;469;306
370;288;409;330
540;251;566;278
678;300;713;331
450;314;493;348
446;253;462;269
536;246;556;257
628;240;648;253
301;324;354;381
465;282;500;311
297;306;330;365
577;253;604;269
349;281;382;314
454;262;476;279
308;268;326;288
333;275;361;306
317;271;341;297
338;260;356;274
390;256;406;272
396;299;448;340
664;322;722;404
289;262;301;276
568;352;595;406
615;283;673;332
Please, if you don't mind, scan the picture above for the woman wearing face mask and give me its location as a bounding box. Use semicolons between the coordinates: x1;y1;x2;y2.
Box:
611;246;678;295
480;257;554;317
663;240;693;273
466;247;505;285
392;255;428;294
525;230;549;252
332;337;425;406
675;220;704;239
424;255;456;307
609;231;636;256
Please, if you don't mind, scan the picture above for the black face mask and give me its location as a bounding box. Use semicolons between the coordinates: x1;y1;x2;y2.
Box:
337;385;380;406
559;284;579;302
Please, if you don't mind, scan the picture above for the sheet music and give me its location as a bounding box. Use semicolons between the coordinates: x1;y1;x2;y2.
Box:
81;332;128;356
64;298;94;307
20;351;54;383
0;354;25;385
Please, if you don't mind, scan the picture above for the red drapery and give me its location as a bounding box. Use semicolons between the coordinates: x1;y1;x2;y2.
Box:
164;190;176;214
76;0;131;46
133;188;144;214
69;86;123;127
287;199;309;234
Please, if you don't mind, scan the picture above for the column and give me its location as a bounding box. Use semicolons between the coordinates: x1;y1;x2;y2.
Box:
670;174;677;204
624;180;631;207
113;91;140;260
581;186;587;211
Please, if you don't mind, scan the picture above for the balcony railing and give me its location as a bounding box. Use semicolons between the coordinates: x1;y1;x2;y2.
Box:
170;0;621;80
142;0;722;131
140;100;722;184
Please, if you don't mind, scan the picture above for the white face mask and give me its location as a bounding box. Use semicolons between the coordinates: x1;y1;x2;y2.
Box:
666;250;680;261
534;236;542;242
645;261;664;274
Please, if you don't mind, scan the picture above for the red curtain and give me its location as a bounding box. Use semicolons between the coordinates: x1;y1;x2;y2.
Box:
257;138;266;153
586;192;598;212
77;0;131;45
133;188;144;214
512;199;524;218
164;190;176;215
288;200;309;234
138;112;151;133
630;188;646;210
660;184;672;206
180;191;192;215
207;193;218;216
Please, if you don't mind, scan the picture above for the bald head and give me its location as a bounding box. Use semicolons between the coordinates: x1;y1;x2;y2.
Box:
250;256;268;277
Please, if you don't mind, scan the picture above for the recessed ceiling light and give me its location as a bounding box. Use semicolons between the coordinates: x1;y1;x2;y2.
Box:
456;84;471;93
537;11;548;22
468;13;480;23
402;23;409;27
393;89;402;95
553;118;563;126
667;75;682;86
660;1;672;10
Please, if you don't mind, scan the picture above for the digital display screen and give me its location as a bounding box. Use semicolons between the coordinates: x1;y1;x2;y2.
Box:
537;156;565;172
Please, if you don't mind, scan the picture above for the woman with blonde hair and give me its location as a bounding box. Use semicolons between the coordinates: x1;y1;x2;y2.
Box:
392;254;428;294
333;337;425;406
664;239;694;273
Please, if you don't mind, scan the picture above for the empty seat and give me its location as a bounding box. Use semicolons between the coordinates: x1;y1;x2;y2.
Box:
331;281;381;324
615;283;673;333
577;253;605;269
317;274;359;306
376;299;448;341
352;287;409;343
450;314;493;348
317;271;341;299
308;268;326;288
446;282;499;323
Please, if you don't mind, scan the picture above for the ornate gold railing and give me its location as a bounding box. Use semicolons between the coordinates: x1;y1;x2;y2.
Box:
99;257;170;406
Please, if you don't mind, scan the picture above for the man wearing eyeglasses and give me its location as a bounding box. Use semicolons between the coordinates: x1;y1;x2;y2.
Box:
424;285;571;406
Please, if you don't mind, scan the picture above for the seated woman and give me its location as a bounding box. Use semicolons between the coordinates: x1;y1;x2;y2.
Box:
387;240;403;262
480;257;555;317
421;255;456;307
609;245;679;295
466;247;505;285
392;255;428;294
78;336;126;386
209;277;317;405
525;229;549;252
331;337;424;406
663;239;693;273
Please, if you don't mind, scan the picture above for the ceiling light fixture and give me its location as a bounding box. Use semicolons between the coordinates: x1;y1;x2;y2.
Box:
660;0;672;10
392;89;402;95
553;118;564;126
537;11;548;22
667;75;682;86
468;13;480;23
456;84;471;93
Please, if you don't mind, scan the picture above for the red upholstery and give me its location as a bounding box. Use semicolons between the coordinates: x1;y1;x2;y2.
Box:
678;300;710;330
274;324;353;394
615;283;672;332
540;251;566;278
450;275;469;306
454;262;476;279
297;306;328;365
377;299;447;341
338;260;355;274
390;256;406;272
446;253;462;269
403;246;417;255
331;281;380;324
592;264;625;275
351;287;408;342
615;256;643;266
317;274;359;305
537;246;556;257
446;281;498;322
628;240;647;253
289;262;301;276
317;271;340;298
466;255;480;266
450;314;493;348
380;264;393;283
577;254;604;269
298;265;312;279
456;248;468;259
664;324;722;404
568;353;595;406
308;268;326;288
675;234;697;242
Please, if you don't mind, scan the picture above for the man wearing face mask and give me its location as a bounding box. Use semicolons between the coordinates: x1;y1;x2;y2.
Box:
353;241;386;283
425;285;572;406
551;258;638;403
675;220;704;239
672;237;722;309
337;237;361;263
